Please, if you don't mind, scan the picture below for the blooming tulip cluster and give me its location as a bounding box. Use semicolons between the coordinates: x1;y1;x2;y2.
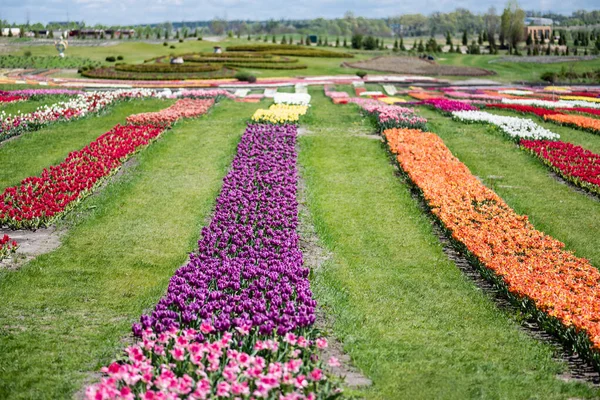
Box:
0;124;164;229
408;91;439;101
0;234;18;260
498;89;534;96
323;86;349;104
349;98;427;131
274;93;312;106
8;89;84;98
251;104;308;124
521;140;600;195
560;107;600;117
501;98;600;110
126;99;215;127
544;113;600;134
420;98;478;113
0;94;26;104
486;103;563;118
0;89;156;142
157;89;235;100
384;127;600;361
561;95;600;103
86;326;340;400
452;110;560;140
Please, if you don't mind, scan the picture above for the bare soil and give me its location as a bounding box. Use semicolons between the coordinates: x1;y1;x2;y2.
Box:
0;226;64;270
345;56;495;77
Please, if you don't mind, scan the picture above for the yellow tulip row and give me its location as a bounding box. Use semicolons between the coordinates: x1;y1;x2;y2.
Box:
251;104;309;124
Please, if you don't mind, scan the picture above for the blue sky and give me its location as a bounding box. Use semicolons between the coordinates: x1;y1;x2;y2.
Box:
0;0;598;25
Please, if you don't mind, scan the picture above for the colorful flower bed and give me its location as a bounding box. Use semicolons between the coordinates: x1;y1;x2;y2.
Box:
126;99;215;127
87;119;341;399
420;98;478;114
408;91;439;101
498;89;534;96
544;113;600;134
349;98;427;131
561;96;600;103
251;104;308;124
8;89;84;98
502;98;600;110
0;89;155;143
274;93;311;106
158;89;235;100
486;103;563;118
324;86;349;104
560;107;600;117
0;124;165;229
452;110;560;140
0;94;26;104
521;140;600;195
0;234;18;260
383;127;600;368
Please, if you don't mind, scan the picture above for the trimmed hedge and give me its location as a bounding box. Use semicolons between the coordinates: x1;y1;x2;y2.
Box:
225;44;353;58
81;66;237;81
225;62;308;70
184;56;298;64
114;63;221;73
226;44;300;52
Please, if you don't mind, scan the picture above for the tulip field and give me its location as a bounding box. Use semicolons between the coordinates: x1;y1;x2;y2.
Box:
1;84;600;399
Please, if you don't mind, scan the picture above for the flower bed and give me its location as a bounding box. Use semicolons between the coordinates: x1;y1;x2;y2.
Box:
0;89;155;143
383;127;600;369
126;99;215;127
452;110;559;140
251;104;308;124
87;121;341;399
544;113;600;134
349;98;427;131
420;98;478;113
502;98;600;110
0;94;26;104
273;93;311;106
486;103;563;118
561;95;600;103
157;89;235;100
498;89;534;96
0;124;165;229
521;140;600;195
0;234;18;260
324;86;349;104
559;107;600;117
8;89;84;98
408;91;439;101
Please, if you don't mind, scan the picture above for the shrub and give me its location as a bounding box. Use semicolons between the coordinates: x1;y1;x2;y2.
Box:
235;71;257;83
179;39;184;43
170;45;176;49
117;55;124;60
24;50;32;57
351;34;363;49
540;71;557;83
356;70;368;79
163;42;168;46
105;56;116;62
363;36;377;50
197;37;202;41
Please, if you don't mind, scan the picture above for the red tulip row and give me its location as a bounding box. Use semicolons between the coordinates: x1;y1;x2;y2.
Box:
486;103;563;117
0;124;164;229
126;98;214;127
0;234;18;260
521;140;600;195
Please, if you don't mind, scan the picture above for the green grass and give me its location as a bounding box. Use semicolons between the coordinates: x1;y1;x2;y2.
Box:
299;88;599;399
0;99;261;399
0;99;173;191
437;52;600;83
418;106;600;267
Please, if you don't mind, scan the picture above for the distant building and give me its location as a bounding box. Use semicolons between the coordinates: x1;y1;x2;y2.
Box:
524;17;553;26
524;25;552;41
1;28;21;36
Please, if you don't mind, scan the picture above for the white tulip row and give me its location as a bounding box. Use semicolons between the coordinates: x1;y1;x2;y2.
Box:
273;93;312;106
501;97;600;109
498;90;533;96
452;110;560;140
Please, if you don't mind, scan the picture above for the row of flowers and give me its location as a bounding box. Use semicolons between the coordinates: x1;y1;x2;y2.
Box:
451;110;560;140
323;86;350;105
561;95;600;103
423;100;600;196
544;113;600;134
0;94;26;104
348;98;427;131
419;98;479;114
1;99;217;230
126;99;215;127
0;124;164;229
502;98;600;110
251;104;309;125
383;127;600;368
521;140;600;195
274;93;312;106
0;234;18;261
157;89;235;100
87;118;342;398
0;89;156;143
8;89;84;98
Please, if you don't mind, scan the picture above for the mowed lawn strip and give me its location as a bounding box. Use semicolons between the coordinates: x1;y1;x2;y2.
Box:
419;106;600;267
0;98;173;191
300;89;598;399
0;97;69;116
0;100;260;399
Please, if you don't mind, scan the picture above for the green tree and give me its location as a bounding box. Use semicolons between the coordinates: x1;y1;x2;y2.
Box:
446;31;452;45
500;0;525;54
351;34;363;49
462;30;468;45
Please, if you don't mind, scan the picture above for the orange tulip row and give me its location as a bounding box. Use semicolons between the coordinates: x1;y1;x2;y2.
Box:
544;113;600;133
383;127;600;353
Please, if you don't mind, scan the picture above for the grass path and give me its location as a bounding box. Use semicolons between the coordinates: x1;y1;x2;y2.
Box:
299;88;598;399
0;100;260;399
418;106;600;267
0;98;171;191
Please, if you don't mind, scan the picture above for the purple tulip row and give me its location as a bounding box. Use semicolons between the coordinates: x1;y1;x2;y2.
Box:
134;123;316;338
